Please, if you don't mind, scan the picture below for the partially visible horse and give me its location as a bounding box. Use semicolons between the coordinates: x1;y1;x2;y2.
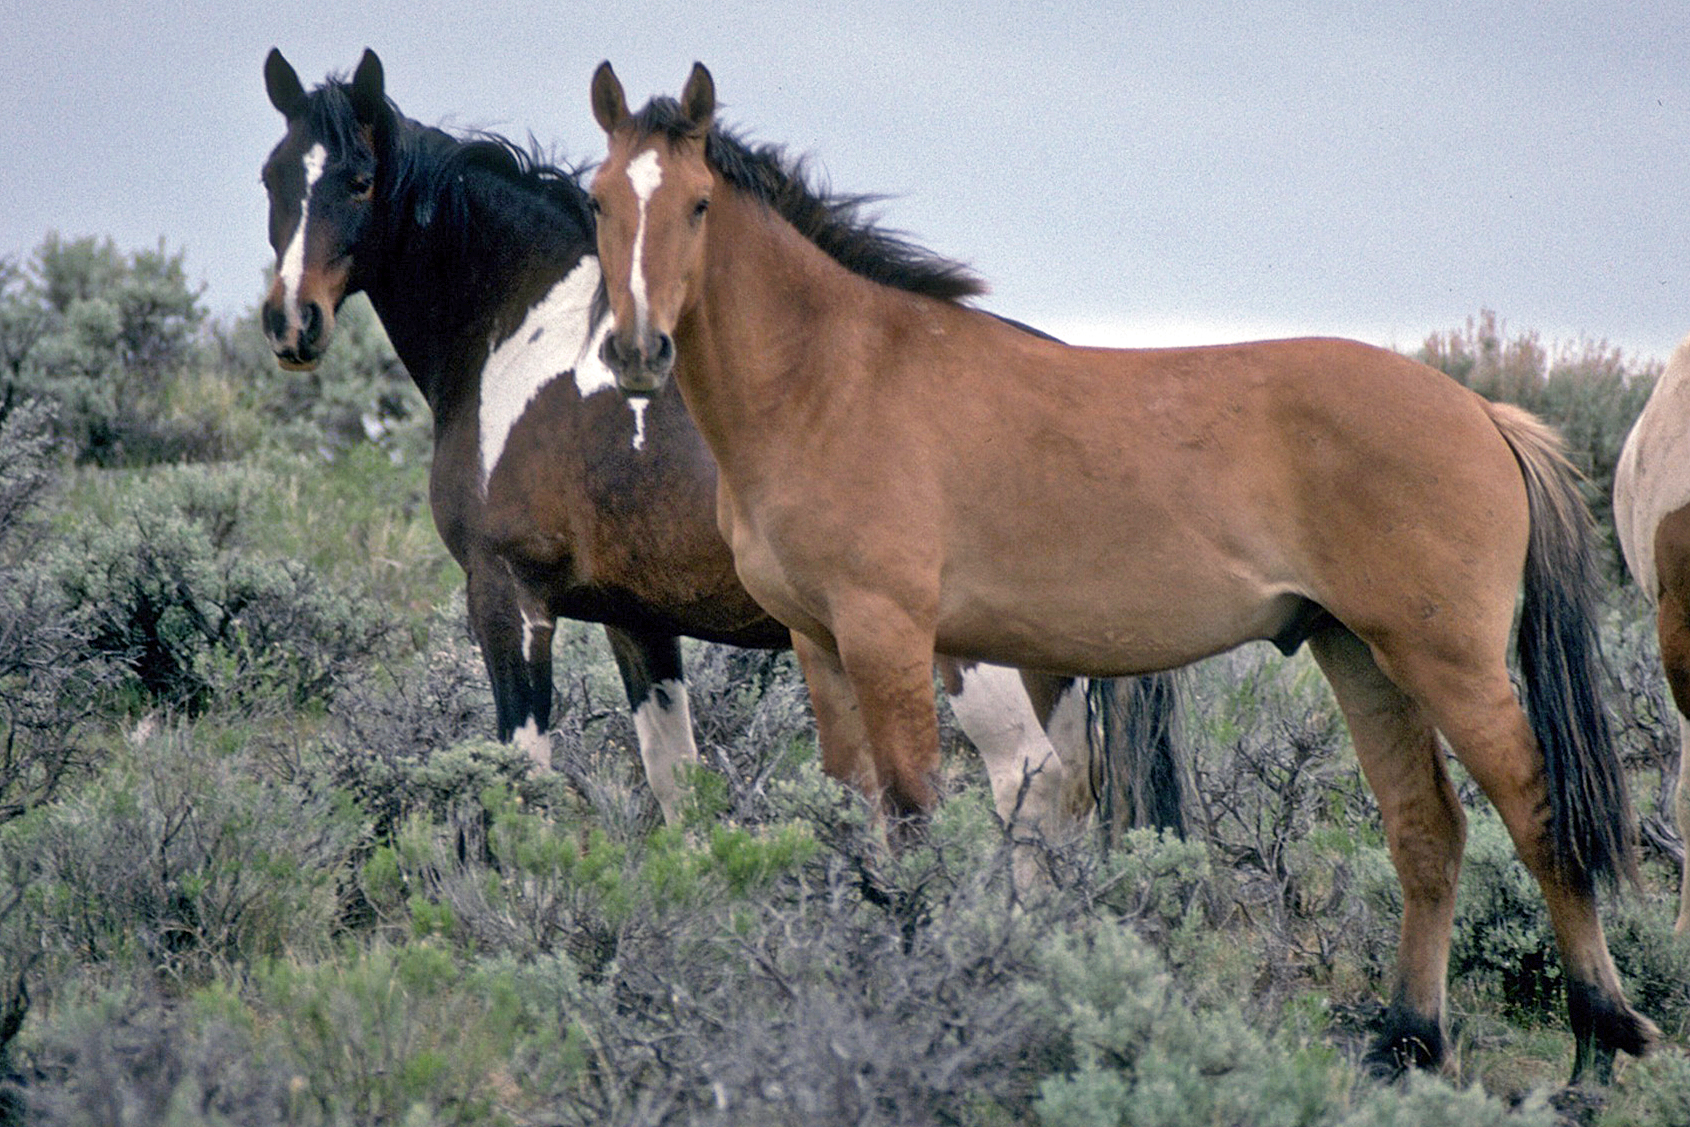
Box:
1613;332;1690;933
259;48;1185;856
586;61;1656;1081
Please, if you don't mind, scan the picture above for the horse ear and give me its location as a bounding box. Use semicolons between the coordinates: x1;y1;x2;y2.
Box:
591;61;627;133
264;48;308;119
349;48;390;133
680;62;715;133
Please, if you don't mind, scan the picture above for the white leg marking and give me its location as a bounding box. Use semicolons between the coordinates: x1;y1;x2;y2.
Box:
480;255;645;489
631;398;649;450
1043;678;1094;818
624;148;664;346
632;677;701;825
277;143;327;330
513;717;550;772
948;663;1070;830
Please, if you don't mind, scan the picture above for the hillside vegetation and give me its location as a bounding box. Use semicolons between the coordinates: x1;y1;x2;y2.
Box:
1;236;1687;1125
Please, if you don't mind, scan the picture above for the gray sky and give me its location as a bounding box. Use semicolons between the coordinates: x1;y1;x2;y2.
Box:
5;1;1687;361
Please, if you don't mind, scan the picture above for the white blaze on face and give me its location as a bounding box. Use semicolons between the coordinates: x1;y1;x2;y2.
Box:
481;255;647;488
624;147;664;345
277;143;327;330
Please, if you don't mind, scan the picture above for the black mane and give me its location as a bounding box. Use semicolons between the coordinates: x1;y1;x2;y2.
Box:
302;76;596;242
626;98;987;303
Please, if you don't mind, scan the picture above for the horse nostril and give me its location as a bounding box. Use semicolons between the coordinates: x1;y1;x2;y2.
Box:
653;332;674;367
300;302;324;346
600;333;624;372
263;304;289;342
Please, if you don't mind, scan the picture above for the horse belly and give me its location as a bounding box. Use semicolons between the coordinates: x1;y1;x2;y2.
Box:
934;565;1289;677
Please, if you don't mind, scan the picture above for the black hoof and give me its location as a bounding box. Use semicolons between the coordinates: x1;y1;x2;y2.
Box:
1365;1000;1448;1079
1567;979;1659;1086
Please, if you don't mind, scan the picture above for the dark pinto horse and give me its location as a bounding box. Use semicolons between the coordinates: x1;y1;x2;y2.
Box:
1614;331;1690;934
586;62;1658;1081
259;49;1185;858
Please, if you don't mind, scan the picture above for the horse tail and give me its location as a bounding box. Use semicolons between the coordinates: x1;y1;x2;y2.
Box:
1487;400;1639;891
1089;671;1189;846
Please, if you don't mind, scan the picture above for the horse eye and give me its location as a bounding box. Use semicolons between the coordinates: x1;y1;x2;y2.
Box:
692;198;710;219
349;174;374;200
587;196;603;215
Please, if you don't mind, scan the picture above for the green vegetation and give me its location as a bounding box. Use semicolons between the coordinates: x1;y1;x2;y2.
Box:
1;235;1686;1125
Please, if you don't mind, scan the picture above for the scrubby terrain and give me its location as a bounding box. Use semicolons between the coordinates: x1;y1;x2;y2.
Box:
1;238;1686;1125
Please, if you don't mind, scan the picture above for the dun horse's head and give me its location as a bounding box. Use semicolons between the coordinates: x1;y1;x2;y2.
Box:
260;48;390;371
588;61;716;396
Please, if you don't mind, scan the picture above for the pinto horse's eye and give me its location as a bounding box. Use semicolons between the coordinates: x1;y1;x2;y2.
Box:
349;173;375;200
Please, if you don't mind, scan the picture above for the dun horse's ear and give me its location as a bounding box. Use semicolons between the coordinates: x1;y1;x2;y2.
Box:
264;48;308;119
591;61;627;134
680;63;715;133
349;49;389;133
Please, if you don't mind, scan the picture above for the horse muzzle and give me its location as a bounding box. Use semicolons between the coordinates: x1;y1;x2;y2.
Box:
601;327;675;397
262;295;333;372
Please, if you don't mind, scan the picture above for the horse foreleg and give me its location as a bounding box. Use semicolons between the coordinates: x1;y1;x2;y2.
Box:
466;561;554;770
1676;715;1690;935
604;625;700;824
1655;588;1690;934
794;598;941;825
1310;626;1463;1076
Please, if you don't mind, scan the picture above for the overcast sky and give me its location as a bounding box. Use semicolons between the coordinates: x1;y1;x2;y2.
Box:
5;1;1686;362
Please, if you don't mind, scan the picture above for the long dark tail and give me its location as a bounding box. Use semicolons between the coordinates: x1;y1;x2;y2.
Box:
1489;401;1638;891
1089;671;1189;846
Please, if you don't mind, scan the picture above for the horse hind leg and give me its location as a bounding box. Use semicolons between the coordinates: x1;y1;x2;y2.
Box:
605;625;701;824
1393;644;1658;1082
1309;625;1465;1075
940;660;1078;889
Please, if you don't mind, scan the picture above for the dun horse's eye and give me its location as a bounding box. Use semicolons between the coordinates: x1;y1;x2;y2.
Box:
587;196;604;216
692;198;710;220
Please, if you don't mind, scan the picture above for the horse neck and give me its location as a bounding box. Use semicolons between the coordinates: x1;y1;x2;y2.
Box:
679;186;860;470
361;163;593;417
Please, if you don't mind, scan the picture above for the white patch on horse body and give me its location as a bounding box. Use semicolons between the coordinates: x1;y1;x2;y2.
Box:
625;148;663;344
631;398;649;450
519;604;552;665
1617;335;1690;597
479;255;638;489
277;143;327;329
632;677;700;824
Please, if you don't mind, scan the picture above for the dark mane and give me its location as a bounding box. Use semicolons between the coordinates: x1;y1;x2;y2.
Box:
626;98;987;303
303;76;596;241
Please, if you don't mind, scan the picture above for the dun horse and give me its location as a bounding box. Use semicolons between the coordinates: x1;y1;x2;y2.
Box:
587;62;1656;1080
1614;332;1690;934
260;49;1184;854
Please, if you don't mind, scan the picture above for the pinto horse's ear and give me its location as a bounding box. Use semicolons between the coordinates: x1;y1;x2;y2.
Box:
592;61;627;133
264;48;308;119
349;48;390;135
680;62;715;133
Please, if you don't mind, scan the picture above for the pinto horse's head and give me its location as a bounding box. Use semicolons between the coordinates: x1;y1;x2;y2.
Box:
260;48;391;371
588;61;717;397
